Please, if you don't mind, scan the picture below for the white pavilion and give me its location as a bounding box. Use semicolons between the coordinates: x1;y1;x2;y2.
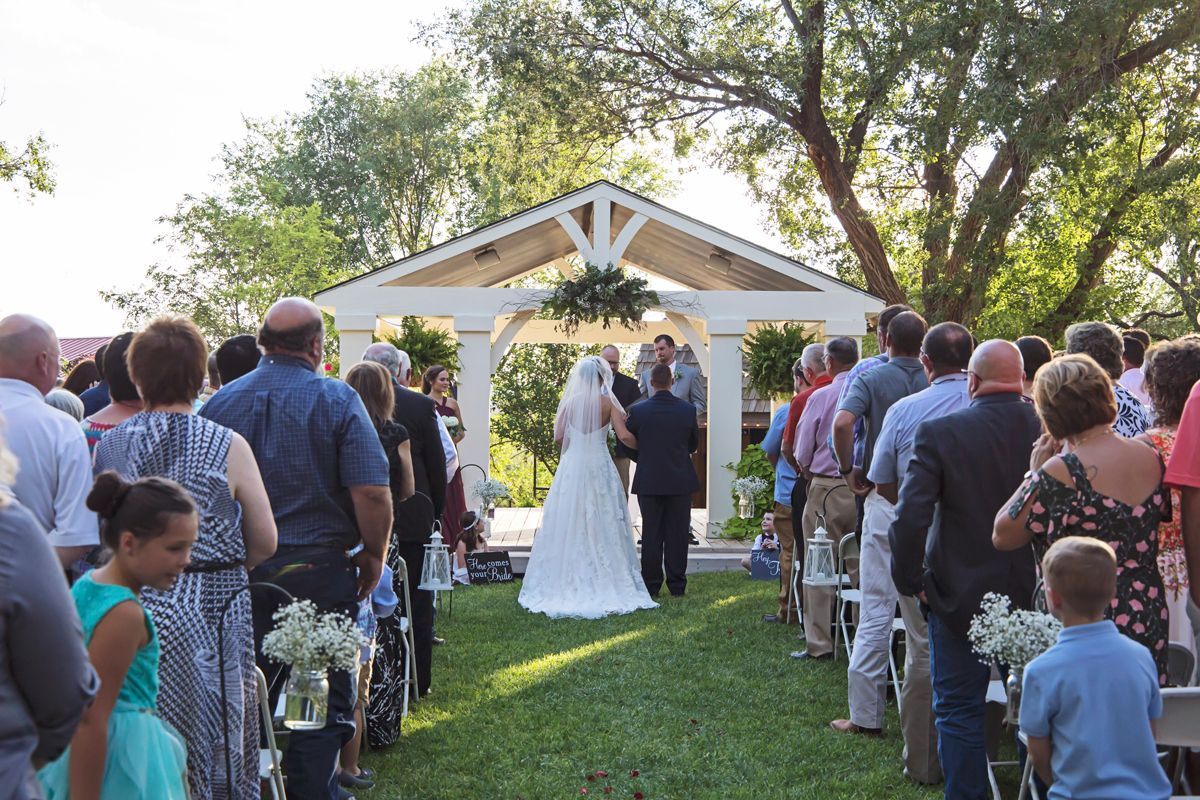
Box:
314;180;883;529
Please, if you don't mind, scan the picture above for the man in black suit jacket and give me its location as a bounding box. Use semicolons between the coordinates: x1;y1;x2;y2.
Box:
363;342;446;696
364;343;447;517
888;340;1040;800
620;363;699;597
602;345;642;494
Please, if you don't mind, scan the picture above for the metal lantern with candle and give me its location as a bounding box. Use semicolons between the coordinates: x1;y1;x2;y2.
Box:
802;484;849;587
418;522;454;592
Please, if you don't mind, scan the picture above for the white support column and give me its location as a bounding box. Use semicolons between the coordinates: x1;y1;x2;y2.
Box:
454;315;495;479
592;197;612;267
334;313;378;378
705;318;747;533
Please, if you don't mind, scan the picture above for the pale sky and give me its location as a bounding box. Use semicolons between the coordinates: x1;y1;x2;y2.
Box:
0;0;786;338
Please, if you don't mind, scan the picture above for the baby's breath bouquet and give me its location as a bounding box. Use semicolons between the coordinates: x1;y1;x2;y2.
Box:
471;478;511;507
969;592;1061;671
731;476;770;498
262;600;362;673
969;592;1062;725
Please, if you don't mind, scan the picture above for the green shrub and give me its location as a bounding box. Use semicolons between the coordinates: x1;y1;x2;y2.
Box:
381;317;461;381
714;444;775;539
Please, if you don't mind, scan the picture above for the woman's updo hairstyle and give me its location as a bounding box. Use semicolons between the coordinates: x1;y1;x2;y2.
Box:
1032;354;1117;440
87;471;196;549
421;364;448;395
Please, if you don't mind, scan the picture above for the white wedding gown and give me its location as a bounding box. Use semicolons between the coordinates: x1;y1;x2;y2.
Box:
518;423;659;619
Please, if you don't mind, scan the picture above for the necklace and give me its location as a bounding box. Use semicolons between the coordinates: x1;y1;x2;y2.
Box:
1068;426;1113;448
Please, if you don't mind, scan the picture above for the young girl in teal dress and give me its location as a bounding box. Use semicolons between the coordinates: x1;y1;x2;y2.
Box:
39;471;197;800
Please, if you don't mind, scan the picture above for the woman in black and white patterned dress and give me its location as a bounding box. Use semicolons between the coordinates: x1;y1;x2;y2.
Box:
94;316;277;799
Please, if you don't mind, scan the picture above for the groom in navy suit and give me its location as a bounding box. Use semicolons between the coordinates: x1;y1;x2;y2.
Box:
620;363;700;597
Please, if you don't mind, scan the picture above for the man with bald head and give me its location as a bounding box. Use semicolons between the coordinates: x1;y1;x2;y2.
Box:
889;339;1040;800
0;314;98;569
201;298;392;800
602;345;641;493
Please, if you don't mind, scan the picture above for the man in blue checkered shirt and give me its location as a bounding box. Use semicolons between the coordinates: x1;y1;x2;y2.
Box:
201;297;391;800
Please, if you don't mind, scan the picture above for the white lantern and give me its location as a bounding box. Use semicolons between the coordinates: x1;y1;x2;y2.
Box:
418;523;454;592
801;523;839;586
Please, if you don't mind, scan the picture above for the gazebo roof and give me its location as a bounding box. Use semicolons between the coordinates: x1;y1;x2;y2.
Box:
318;180;881;299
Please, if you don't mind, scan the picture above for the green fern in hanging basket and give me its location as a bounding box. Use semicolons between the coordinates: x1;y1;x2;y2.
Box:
540;263;659;337
743;323;818;400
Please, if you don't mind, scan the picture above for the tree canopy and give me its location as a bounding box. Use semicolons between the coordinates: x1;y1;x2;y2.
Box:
440;0;1200;335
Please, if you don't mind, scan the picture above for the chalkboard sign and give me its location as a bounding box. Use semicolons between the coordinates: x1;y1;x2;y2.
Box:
464;551;514;584
749;548;781;581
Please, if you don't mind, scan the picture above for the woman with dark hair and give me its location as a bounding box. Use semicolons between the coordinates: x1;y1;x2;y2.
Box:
61;358;100;396
994;354;1169;683
1138;338;1200;657
423;364;468;546
453;509;489;583
82;333;141;453
93;315;277;799
1015;335;1053;398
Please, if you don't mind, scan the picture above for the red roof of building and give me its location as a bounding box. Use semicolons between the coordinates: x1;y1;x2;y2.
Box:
60;337;111;364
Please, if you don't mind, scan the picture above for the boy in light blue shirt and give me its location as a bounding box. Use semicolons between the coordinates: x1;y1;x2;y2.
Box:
1021;536;1171;799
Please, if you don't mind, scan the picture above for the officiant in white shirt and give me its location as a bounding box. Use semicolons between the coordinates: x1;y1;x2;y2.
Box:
639;334;706;413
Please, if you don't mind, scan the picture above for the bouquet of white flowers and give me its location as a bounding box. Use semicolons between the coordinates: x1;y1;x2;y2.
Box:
471;478;511;506
731;476;770;498
262;600;363;673
442;415;463;438
968;592;1061;671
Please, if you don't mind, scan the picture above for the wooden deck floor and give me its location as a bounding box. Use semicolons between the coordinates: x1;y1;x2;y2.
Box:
486;507;745;552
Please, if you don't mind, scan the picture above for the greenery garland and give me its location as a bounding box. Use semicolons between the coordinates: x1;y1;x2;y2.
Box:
742;323;818;400
540;263;659;337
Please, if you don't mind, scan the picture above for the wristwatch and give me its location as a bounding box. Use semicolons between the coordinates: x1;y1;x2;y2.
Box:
838;465;853;476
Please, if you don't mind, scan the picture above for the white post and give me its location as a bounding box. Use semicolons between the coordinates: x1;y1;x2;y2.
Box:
454;315;494;480
705;318;747;534
592;197;612;267
334;313;378;378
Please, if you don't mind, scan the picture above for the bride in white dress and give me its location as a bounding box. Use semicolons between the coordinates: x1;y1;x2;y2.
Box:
518;355;659;619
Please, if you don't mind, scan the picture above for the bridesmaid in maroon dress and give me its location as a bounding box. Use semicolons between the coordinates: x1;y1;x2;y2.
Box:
423;365;468;545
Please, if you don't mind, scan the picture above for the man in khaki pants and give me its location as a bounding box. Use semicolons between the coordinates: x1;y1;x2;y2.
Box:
791;337;860;657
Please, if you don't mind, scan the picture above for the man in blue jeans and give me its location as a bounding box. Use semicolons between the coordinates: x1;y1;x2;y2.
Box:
202;298;392;800
889;341;1039;798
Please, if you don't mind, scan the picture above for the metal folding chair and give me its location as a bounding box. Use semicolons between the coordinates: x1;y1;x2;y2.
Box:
255;666;286;800
394;555;420;716
1156;687;1200;795
833;534;861;660
789;536;804;627
1168;642;1197;688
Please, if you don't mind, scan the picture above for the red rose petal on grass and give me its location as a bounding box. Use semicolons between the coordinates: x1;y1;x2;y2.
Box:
588;775;597;782
689;719;698;725
603;788;613;795
634;793;645;799
596;771;608;778
580;790;588;795
630;770;640;778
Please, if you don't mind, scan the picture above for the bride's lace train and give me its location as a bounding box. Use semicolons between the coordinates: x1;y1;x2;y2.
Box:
518;428;659;619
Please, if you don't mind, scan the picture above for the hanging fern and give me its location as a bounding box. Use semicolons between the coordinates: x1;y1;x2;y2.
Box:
381;316;461;379
742;323;818;400
540;263;659;337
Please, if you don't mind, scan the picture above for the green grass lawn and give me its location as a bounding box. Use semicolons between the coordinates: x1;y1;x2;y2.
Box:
363;571;951;799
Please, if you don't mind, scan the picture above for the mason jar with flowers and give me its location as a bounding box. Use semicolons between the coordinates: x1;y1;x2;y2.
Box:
262;600;364;730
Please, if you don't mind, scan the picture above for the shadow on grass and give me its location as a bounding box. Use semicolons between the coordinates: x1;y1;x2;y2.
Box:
364;573;945;800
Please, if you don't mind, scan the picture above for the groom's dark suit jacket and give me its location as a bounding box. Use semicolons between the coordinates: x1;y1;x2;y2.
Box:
625;390;700;496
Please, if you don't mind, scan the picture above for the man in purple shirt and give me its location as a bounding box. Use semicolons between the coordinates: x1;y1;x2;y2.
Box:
792;337;859;659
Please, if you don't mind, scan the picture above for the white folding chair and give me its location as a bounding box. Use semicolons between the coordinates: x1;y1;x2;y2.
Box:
394;555;419;717
833;534;861;660
1156;687;1200;795
789;536;804;627
1015;729;1043;800
256;666;286;800
887;616;905;711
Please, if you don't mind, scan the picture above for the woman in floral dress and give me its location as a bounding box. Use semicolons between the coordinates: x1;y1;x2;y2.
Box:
994;354;1169;684
1138;337;1200;658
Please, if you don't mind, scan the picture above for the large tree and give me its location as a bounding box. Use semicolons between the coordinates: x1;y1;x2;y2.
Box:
1;126;53;196
441;0;1200;330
